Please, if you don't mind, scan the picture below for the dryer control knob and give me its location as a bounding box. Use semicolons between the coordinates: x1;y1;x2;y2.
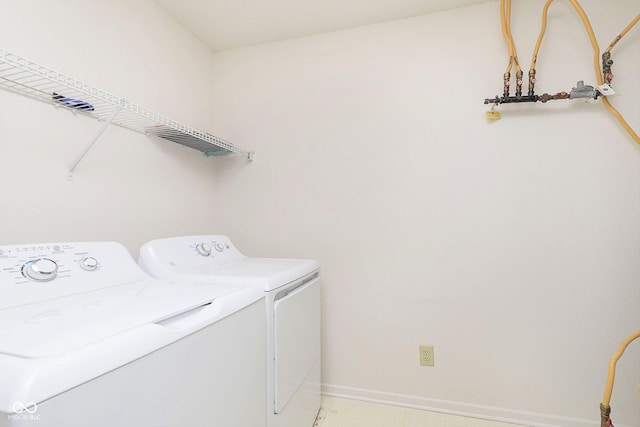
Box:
23;258;58;282
79;256;99;271
196;243;212;257
214;242;225;252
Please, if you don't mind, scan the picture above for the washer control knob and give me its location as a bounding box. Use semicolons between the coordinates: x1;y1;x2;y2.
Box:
214;242;225;252
79;256;99;271
196;243;212;257
23;258;58;282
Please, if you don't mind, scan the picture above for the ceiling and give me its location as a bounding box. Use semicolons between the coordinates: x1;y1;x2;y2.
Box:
154;0;493;51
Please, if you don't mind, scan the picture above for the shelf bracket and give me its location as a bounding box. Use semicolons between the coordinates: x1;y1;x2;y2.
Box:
67;106;122;180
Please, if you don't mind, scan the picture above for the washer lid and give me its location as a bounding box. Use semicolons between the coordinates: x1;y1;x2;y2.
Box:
196;258;320;292
0;279;242;358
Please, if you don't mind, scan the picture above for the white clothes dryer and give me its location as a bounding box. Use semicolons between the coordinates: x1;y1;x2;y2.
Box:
0;241;266;427
138;235;321;427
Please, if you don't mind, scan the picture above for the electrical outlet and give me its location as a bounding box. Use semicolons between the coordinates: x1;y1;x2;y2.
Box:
419;345;434;367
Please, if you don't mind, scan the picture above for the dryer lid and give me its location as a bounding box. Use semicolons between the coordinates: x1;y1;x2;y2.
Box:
196;258;320;291
0;279;242;358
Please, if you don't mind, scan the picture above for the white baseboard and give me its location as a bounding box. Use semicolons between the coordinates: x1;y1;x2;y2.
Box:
321;383;611;427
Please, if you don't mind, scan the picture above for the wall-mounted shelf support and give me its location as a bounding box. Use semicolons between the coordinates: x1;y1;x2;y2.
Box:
0;48;253;177
67;106;122;180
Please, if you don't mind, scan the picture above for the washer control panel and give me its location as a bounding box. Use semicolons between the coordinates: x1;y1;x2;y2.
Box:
22;258;59;282
79;256;99;271
0;244;103;285
0;242;148;310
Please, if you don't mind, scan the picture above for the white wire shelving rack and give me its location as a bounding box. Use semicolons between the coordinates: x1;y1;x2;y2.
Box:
0;48;253;178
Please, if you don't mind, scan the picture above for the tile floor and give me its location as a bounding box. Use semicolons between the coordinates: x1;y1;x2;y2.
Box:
314;396;527;427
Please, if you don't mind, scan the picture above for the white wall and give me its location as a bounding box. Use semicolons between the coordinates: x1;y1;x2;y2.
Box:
210;1;640;426
0;0;229;255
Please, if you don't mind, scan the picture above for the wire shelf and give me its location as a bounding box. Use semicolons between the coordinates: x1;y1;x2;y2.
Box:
0;48;252;164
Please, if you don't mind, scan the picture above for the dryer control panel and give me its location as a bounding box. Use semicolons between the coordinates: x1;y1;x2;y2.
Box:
139;235;246;280
0;242;148;310
138;235;320;292
194;238;232;257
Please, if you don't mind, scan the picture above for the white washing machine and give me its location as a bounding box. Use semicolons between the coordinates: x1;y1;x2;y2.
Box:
0;241;266;427
138;235;321;427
